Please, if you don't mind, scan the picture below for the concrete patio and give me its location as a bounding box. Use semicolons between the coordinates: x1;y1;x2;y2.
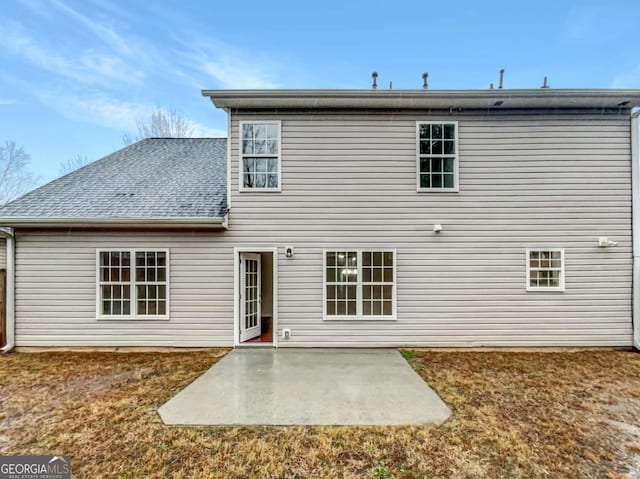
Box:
158;348;451;426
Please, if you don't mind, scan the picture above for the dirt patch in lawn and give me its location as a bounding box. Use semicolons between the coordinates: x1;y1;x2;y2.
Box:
1;349;639;478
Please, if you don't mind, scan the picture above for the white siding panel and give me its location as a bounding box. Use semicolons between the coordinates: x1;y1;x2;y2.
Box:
13;110;634;347
15;232;234;346
229;111;633;347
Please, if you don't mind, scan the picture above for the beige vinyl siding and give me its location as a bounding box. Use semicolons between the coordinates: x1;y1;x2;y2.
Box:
0;238;6;269
13;109;634;347
229;110;633;347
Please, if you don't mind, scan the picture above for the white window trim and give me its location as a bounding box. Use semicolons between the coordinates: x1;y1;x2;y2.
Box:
416;120;459;193
322;249;397;321
238;120;282;193
96;248;171;320
525;248;565;292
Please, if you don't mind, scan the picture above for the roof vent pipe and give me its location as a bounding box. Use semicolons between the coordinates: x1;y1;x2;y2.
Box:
498;69;504;89
489;83;494;90
389;81;393;90
422;72;429;90
371;71;378;90
541;76;550;88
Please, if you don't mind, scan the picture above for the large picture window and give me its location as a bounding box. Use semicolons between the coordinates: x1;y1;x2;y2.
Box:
417;121;458;191
323;250;396;320
240;121;281;191
97;249;169;319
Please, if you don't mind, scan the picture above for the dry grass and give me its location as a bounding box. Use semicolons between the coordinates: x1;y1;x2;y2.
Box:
1;349;640;478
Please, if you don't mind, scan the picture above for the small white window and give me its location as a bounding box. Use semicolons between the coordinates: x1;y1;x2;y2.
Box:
526;249;565;292
323;250;396;320
416;121;458;192
240;121;281;191
97;249;169;319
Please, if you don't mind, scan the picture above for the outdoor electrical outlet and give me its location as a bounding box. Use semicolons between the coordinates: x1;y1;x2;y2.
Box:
282;329;291;340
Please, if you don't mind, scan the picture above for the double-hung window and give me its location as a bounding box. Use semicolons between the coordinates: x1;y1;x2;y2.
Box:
97;249;169;319
526;249;565;291
240;121;281;191
417;121;458;191
324;250;396;320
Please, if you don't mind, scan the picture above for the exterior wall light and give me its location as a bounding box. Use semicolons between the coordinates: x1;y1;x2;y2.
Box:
285;246;294;258
433;224;443;233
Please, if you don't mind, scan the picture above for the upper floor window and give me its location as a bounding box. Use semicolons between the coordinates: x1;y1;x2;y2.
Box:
240;121;281;191
417;121;458;192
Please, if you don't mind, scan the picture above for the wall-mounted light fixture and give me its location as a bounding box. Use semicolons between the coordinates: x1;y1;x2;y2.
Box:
285;246;294;258
433;224;443;233
598;237;618;248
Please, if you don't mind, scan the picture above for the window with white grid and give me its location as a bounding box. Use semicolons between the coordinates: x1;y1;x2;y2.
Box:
98;251;131;316
527;249;564;291
417;121;458;191
97;249;169;319
240;121;280;191
324;250;396;320
135;251;168;316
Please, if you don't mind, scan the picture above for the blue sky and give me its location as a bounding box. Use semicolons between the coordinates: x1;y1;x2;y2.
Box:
1;0;639;183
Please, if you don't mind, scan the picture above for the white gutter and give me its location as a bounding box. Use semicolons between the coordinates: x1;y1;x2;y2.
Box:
0;217;227;229
1;227;15;353
632;109;640;350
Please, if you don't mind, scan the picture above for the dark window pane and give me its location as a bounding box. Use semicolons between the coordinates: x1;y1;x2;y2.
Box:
136;252;145;267
431;140;442;155
102;301;111;315
110;252;120;267
122;268;130;282
420;158;430;173
326;268;336;282
110;268;120;282
101;267;109;282
337;301;346;315
136;268;145;282
432;124;443;139
384;268;393;282
243;173;254;188
102;285;111;299
419;124;430;139
326;252;336;267
444;174;454;188
123;285;130;300
432;174;443;188
444;158;455;173
420;175;430;188
363;285;371;300
137;285;146;299
137;301;146;315
100;252;109;267
363;268;371;282
327;285;335;300
148;301;157;315
363;252;372;266
113;301;121;315
373;252;382;266
158;301;166;315
146;268;156;282
444;140;455;155
149;285;157;299
420;140;431;155
383;285;393;300
267;174;278;188
157;253;166;266
383;252;393;267
383;301;392;316
363;301;372;315
123;301;130;315
444;124;455;139
347;301;356;315
373;301;382;315
157;268;166;282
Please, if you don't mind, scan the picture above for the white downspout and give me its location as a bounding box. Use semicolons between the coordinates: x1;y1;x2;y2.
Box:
631;109;639;350
1;227;15;353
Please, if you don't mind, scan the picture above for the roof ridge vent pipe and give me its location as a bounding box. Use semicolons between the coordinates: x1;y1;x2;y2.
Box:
1;227;15;353
498;69;504;89
389;81;393;90
422;72;429;90
632;108;640;350
489;83;494;90
371;71;378;90
541;76;550;88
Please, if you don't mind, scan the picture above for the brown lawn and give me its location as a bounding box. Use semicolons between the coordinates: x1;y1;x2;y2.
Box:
1;349;639;478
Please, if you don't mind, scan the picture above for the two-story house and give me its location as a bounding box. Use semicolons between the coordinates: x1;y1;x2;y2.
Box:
1;87;639;351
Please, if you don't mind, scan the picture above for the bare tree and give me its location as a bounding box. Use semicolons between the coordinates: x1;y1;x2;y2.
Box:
0;141;39;205
59;154;91;176
123;107;194;145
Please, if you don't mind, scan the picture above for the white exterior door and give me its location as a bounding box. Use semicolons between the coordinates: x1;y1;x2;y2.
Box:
240;253;261;342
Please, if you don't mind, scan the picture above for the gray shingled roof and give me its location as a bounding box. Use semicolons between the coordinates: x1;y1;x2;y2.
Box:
0;138;228;220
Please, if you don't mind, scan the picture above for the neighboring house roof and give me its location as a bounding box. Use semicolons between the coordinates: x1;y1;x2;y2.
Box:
0;138;228;228
203;88;640;110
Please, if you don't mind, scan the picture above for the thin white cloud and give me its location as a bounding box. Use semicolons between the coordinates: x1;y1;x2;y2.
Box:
0;22;145;85
191;122;227;138
0;99;17;105
200;58;279;89
611;65;640;89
